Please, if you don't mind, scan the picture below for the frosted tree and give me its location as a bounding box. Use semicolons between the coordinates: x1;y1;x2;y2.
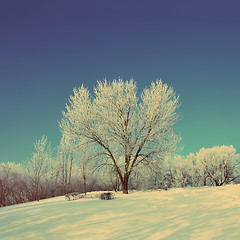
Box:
163;154;192;188
0;162;27;206
75;145;96;196
56;135;76;194
195;145;240;186
0;163;18;206
27;135;51;201
183;153;201;187
60;78;180;193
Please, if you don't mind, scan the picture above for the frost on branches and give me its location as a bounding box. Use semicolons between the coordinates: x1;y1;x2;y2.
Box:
59;78;180;193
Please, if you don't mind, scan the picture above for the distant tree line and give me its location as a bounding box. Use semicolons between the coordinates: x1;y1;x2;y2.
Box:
1;137;239;207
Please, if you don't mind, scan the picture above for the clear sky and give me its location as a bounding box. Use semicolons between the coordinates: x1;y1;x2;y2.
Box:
0;0;240;163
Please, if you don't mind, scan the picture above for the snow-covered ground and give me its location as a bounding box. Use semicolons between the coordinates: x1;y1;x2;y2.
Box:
1;185;240;240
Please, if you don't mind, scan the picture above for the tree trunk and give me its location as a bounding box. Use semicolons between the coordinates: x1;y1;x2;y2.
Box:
121;174;129;194
83;173;87;197
82;163;87;197
122;182;128;194
68;153;74;193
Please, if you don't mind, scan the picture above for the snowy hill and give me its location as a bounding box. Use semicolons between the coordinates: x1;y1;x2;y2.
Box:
1;185;240;240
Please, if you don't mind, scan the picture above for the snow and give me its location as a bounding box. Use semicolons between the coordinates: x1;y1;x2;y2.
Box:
1;185;240;239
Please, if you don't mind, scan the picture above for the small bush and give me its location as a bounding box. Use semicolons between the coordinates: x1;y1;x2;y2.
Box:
99;192;114;200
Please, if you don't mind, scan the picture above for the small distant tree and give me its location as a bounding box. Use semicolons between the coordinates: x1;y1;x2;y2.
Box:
164;155;192;188
45;158;62;197
195;145;240;186
98;165;121;192
57;136;75;194
60;78;180;193
76;146;94;196
185;152;210;187
27;135;51;201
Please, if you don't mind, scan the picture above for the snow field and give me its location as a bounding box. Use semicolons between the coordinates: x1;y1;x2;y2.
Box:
0;185;240;239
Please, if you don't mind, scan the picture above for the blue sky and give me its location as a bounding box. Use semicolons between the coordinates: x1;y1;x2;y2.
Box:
0;0;240;163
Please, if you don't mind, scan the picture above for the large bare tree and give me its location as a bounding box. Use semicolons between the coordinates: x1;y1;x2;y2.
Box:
59;78;180;193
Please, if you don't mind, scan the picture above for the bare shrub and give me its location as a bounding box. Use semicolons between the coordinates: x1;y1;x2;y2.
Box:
65;192;82;201
99;192;114;200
